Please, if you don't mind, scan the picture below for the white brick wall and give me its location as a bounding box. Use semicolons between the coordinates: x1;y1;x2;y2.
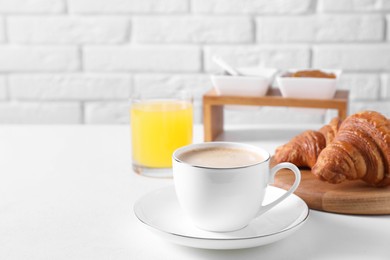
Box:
133;16;253;43
338;74;380;100
317;0;390;12
0;0;388;124
256;15;384;42
381;74;390;99
387;15;390;40
0;102;81;124
0;46;79;71
8;73;132;100
84;46;201;72
84;101;129;124
0;0;65;13
8;16;130;44
0;18;5;43
313;45;390;71
193;0;313;14
0;76;6;99
68;0;188;14
133;74;211;100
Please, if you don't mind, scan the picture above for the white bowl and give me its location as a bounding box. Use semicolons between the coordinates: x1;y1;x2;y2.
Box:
276;69;342;99
211;67;277;96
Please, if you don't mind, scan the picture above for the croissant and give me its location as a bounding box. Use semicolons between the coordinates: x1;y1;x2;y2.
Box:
273;117;341;168
312;111;390;186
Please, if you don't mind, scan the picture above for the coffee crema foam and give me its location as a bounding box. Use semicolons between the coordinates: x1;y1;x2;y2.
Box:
177;146;265;168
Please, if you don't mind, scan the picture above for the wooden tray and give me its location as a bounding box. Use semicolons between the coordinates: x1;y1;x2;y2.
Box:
273;167;390;215
203;88;349;142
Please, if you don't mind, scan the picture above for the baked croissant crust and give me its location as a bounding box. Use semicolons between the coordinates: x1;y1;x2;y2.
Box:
273;117;341;168
312;111;390;186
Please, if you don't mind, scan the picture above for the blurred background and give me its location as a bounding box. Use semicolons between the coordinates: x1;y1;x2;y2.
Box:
0;0;388;125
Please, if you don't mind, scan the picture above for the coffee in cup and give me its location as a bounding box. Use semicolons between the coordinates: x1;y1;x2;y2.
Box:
176;146;264;168
172;142;301;232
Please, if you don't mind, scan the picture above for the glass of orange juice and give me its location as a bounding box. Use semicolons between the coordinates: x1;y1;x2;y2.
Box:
130;91;193;177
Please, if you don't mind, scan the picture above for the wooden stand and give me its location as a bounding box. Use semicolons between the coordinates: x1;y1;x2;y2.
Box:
203;88;349;142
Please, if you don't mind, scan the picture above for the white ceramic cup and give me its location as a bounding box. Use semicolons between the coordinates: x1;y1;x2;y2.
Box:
172;142;301;232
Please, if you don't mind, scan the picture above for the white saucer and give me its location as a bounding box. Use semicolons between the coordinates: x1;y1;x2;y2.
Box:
134;186;309;250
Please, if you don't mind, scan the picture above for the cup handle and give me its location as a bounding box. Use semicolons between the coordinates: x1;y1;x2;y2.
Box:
255;162;301;218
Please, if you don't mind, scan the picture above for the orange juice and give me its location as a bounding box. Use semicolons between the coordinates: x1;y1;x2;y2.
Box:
131;100;193;168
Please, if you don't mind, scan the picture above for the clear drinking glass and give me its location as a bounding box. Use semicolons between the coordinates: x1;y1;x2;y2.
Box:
130;91;193;177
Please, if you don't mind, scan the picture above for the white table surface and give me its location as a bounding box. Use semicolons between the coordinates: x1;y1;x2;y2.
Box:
0;125;389;260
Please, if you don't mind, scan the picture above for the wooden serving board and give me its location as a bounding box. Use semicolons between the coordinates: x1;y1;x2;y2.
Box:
273;168;390;215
